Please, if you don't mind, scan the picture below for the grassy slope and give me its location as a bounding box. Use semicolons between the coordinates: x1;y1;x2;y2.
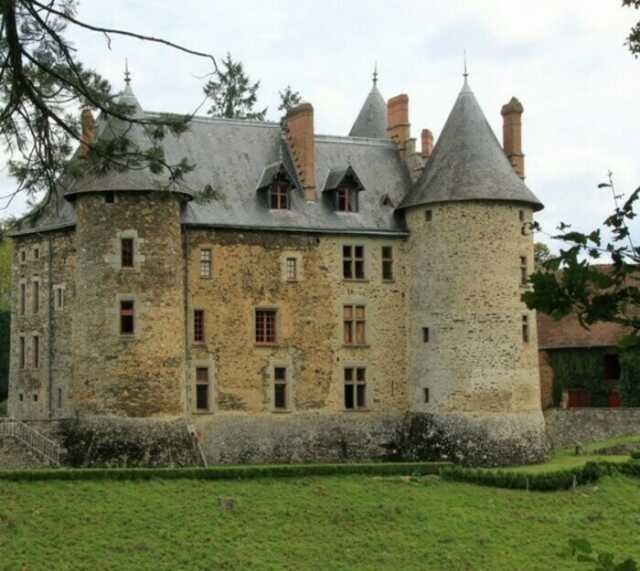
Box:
1;474;639;570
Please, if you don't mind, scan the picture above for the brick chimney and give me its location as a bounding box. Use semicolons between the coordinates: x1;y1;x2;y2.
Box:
501;97;525;179
421;129;434;158
79;108;96;159
387;94;410;159
286;103;316;201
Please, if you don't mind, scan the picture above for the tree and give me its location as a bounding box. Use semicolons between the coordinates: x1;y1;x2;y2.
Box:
534;242;551;269
624;0;640;58
204;53;266;120
278;85;301;113
1;1;216;211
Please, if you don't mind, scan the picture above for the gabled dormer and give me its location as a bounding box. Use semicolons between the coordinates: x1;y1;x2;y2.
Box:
323;166;365;213
256;161;297;210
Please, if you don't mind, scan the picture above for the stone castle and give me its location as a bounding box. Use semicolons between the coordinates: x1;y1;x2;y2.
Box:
7;70;549;466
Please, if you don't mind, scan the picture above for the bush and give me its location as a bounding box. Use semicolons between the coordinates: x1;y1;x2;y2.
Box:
620;347;640;407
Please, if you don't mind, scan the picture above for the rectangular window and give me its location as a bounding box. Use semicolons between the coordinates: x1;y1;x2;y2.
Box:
344;305;366;346
20;283;26;316
337;188;357;212
33;335;40;369
121;238;134;268
522;315;530;343
382;246;393;281
270;180;289;210
422;327;430;343
255;309;277;344
20;250;26;264
520;256;528;286
344;367;366;410
196;367;210;411
34;247;40;260
55;286;64;311
200;249;212;279
32;280;39;314
519;210;525;222
194;309;205;343
105;191;115;204
342;245;365;280
425;209;433;222
274;367;287;410
120;300;135;335
19;336;25;369
33;393;38;402
424;388;430;403
286;257;297;281
57;388;63;409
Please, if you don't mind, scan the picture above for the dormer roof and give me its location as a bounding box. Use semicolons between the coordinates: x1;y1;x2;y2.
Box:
323;165;365;192
400;80;543;211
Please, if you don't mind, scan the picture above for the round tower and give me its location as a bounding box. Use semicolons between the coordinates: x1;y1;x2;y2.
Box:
66;79;191;417
401;79;548;466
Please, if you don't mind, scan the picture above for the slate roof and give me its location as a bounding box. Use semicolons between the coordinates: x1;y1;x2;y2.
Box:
348;85;387;139
400;80;543;211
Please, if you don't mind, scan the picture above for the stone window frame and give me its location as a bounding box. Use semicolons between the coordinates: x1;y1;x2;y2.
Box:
522;314;530;343
33;245;40;261
193;308;206;345
31;277;41;315
18;334;26;370
199;248;213;279
280;251;304;283
268;359;295;413
19;250;27;264
19;279;27;316
520;255;529;287
253;306;280;346
342;297;369;348
53;284;66;312
342;362;369;412
192;358;215;414
32;333;40;369
381;245;394;282
107;230;145;271
114;294;141;339
341;242;368;281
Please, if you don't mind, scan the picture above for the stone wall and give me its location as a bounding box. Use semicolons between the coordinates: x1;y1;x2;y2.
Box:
545;408;640;448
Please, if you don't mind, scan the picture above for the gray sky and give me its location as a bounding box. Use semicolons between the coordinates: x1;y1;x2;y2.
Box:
2;0;639;250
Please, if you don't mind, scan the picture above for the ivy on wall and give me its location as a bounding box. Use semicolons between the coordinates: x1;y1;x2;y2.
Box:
619;347;640;407
548;348;608;407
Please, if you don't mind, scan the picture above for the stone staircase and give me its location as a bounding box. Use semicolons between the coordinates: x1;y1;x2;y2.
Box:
0;418;62;468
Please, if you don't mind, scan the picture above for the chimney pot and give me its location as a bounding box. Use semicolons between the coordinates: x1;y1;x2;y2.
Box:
386;94;411;159
501;97;525;179
421;129;434;158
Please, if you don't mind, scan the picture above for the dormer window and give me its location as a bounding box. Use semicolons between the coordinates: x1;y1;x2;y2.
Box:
323;166;365;214
256;161;297;211
336;187;358;212
270;177;290;210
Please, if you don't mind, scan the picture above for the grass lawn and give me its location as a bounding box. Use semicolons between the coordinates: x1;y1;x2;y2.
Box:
1;473;639;570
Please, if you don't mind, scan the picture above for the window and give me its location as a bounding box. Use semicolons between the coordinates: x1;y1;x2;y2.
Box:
19;336;25;369
274;367;288;410
54;286;64;311
286;257;297;281
19;393;23;402
20;283;26;316
194;309;205;343
33;335;40;369
344;367;366;410
20;250;26;263
344;305;366;346
424;388;430;403
342;245;365;280
196;367;210;411
200;249;212;279
519;210;525;222
382;246;393;281
121;238;134;268
522;315;529;343
422;327;430;343
57;388;63;409
255;309;277;344
520;256;528;286
120;300;135;335
336;187;357;212
270;179;290;210
32;280;39;314
34;247;40;260
105;191;115;204
33;393;38;402
425;209;433;222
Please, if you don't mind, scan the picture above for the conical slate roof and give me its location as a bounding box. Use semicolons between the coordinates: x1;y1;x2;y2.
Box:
349;84;387;139
400;80;543;211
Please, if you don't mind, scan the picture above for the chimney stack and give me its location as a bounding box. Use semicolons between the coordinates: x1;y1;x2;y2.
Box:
421;129;434;158
79;108;96;159
501;97;525;179
387;94;411;159
286;103;316;201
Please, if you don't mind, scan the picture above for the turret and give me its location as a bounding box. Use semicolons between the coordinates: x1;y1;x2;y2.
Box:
399;77;548;466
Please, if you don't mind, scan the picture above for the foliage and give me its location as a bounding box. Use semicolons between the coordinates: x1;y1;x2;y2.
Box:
278;85;302;113
204;52;266;120
548;348;608;407
570;538;638;571
624;0;640;58
534;241;551;269
619;347;640;406
0;0;216;212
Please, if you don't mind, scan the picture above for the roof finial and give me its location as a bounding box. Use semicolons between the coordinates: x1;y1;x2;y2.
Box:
463;50;469;83
373;61;378;87
124;58;131;85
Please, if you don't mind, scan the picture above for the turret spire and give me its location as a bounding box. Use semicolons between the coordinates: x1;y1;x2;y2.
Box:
124;58;131;85
463;50;469;84
373;62;378;87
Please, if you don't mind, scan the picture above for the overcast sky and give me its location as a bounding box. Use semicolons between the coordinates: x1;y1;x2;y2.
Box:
2;0;639;250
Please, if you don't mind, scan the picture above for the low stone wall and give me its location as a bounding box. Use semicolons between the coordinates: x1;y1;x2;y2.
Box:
545;408;640;448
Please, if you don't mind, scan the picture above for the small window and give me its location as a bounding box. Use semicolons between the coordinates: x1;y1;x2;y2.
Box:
19;393;23;402
382;246;393;281
33;335;40;369
120;300;135;335
121;238;134;268
34;247;40;260
54;286;64;311
255;309;277;344
520;256;528;286
20;283;26;316
57;388;63;409
274;367;288;410
105;191;115;204
20;251;26;264
286;257;297;281
522;315;529;343
196;367;210;411
342;245;365;280
19;336;25;369
424;388;430;403
32;280;39;314
194;309;205;343
422;327;430;343
344;367;366;410
336;187;358;212
270;179;290;210
519;210;525;222
33;393;38;402
425;209;433;222
344;305;366;346
200;249;212;279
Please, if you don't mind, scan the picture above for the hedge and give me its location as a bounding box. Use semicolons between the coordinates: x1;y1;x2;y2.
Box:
0;461;450;482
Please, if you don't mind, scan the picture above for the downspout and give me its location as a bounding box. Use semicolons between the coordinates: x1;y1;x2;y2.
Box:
46;234;54;418
182;227;191;418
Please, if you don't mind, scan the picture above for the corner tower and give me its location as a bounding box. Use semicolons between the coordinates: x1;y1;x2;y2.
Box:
400;78;548;466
